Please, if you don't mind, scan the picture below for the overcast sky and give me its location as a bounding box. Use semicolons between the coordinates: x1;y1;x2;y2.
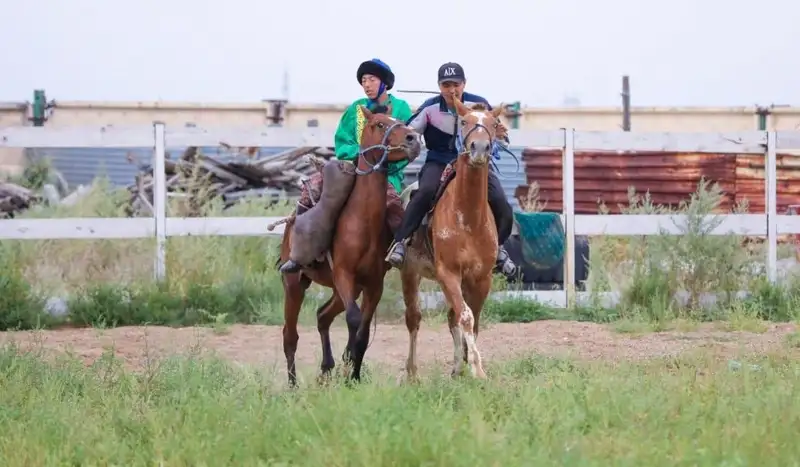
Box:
2;0;797;108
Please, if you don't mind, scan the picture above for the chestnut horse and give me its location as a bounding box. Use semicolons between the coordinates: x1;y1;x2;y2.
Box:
398;100;504;380
278;106;420;387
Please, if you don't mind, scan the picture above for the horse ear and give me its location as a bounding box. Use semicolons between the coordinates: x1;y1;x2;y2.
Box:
491;103;504;119
453;97;470;117
360;105;373;120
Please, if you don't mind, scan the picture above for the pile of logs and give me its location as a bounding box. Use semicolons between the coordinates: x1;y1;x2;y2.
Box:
0;182;38;218
127;145;336;216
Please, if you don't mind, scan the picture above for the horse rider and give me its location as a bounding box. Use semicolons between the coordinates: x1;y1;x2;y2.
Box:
385;61;518;278
279;58;415;274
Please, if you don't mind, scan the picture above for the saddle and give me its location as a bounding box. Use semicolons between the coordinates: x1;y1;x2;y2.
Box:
398;161;458;248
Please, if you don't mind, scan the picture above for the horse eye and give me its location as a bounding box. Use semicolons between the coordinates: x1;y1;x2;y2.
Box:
376;122;385;129
460;120;467;126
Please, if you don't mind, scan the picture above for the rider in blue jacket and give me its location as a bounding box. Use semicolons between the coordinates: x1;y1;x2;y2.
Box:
385;62;517;278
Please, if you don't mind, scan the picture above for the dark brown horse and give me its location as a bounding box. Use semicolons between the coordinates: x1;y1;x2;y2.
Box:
398;100;504;380
278;106;421;386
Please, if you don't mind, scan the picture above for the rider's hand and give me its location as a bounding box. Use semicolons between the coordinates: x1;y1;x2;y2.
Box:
496;121;509;141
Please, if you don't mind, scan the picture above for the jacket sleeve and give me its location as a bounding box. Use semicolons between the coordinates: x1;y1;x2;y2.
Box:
406;103;431;135
334;103;360;162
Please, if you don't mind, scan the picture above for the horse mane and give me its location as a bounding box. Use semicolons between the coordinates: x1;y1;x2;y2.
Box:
470;103;489;112
371;105;390;115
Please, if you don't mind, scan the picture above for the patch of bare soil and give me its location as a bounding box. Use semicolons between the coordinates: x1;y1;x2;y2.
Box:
0;321;796;377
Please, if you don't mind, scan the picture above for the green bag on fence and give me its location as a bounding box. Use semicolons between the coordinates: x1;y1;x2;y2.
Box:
512;211;565;269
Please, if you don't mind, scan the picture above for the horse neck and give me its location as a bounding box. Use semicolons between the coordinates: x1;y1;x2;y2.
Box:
349;147;389;225
452;155;491;225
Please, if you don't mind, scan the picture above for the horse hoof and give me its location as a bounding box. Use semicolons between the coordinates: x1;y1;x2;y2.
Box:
317;371;333;387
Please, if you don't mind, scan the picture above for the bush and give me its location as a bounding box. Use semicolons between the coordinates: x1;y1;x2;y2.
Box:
587;178;800;323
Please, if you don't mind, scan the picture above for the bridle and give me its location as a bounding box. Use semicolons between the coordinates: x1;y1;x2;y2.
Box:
454;115;498;157
355;120;413;176
454;113;520;175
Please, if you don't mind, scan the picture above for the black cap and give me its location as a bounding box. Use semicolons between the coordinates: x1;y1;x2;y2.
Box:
437;62;466;84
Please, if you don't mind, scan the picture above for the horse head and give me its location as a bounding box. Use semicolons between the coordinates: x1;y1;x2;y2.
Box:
452;98;504;167
356;105;421;175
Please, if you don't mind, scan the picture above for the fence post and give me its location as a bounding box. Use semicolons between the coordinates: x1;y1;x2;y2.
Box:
562;128;576;307
766;130;777;283
153;122;167;282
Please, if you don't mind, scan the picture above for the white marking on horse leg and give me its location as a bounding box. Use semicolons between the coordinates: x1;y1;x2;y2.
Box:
460;303;486;378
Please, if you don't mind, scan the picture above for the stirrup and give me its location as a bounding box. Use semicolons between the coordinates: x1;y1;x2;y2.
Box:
279;259;303;274
385;241;406;266
496;248;517;277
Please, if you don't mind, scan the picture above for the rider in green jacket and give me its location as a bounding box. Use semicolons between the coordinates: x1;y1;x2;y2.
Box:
278;58;414;274
333;58;413;193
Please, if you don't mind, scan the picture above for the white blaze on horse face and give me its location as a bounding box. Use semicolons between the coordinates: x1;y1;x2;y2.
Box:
464;112;493;164
469;111;488;126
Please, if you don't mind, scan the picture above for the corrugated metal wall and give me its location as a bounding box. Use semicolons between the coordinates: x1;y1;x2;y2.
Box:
29;146;295;188
515;148;800;214
32;146;528;211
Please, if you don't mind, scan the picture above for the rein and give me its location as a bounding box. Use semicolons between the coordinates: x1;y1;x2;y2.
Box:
355;121;412;176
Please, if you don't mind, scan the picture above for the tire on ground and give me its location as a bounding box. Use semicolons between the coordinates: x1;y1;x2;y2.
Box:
503;234;590;290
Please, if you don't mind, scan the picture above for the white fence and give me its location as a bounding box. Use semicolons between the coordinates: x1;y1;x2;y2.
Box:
2;123;800;308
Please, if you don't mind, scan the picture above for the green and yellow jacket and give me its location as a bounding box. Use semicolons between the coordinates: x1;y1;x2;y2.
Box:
333;94;414;193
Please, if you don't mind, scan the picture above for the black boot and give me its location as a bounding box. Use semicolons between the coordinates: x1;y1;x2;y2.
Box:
495;246;517;277
385;241;407;268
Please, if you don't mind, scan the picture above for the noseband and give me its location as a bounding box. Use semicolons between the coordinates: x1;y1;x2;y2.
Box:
355;121;411;176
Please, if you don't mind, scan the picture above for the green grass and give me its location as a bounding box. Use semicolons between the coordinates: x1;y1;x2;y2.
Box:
1;344;799;466
4;164;800;333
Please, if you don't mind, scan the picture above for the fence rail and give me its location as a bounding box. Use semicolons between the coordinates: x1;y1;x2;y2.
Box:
2;124;799;307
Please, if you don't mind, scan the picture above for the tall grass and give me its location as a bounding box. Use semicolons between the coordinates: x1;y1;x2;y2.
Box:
1;343;798;465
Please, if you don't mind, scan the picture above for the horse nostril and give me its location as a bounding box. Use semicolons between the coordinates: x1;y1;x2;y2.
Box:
405;133;416;143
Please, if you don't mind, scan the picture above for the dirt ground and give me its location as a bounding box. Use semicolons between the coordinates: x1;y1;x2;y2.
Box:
1;321;797;379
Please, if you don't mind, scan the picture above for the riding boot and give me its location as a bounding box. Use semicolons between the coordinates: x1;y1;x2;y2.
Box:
278;203;310;274
495;245;518;278
386;241;407;268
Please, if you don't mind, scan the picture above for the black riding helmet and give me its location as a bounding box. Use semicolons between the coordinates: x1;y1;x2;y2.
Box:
356;58;395;90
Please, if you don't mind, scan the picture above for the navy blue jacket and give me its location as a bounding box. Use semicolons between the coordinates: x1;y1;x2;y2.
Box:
405;92;508;165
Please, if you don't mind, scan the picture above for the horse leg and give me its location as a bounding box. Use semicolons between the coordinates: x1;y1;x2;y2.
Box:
462;276;491;379
316;292;345;385
333;269;362;379
436;267;470;378
350;280;383;381
282;271;310;388
445;307;465;377
401;267;423;382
